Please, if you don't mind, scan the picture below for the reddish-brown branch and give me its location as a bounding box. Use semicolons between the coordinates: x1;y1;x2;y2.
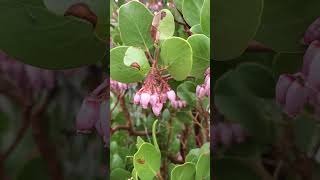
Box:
246;41;273;52
0;105;32;162
30;89;64;180
111;94;121;113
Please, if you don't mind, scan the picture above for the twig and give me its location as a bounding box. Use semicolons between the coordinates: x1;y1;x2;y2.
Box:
246;41;273;52
0;105;32;162
30;88;64;180
111;94;121;113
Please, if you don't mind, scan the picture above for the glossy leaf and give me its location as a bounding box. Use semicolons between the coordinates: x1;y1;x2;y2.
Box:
160;37;193;81
200;0;210;36
110;46;149;83
158;9;175;40
213;0;263;60
177;81;197;106
187;34;210;78
195;152;210;180
43;0;108;40
118;1;153;48
0;0;106;69
123;46;150;76
171;162;196;180
133;143;161;180
110;168;131;180
255;0;320;52
182;0;204;26
190;24;203;34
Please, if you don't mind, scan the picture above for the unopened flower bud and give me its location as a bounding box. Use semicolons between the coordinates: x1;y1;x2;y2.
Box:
167;90;176;102
76;97;100;133
133;93;141;104
150;93;159;106
276;74;295;105
140;92;151;109
152;103;163;116
304;17;320;45
303;40;320;77
307;50;320;91
284;80;308;117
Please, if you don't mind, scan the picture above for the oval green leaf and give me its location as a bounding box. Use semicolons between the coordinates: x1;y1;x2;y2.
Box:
110;46;149;83
123;46;150;76
177;81;197;106
171;162;196;180
187;34;210;78
0;0;106;69
43;0;108;41
195;152;210;180
110;168;131;180
213;0;263;60
190;24;203;34
200;0;210;37
160;37;193;81
118;1;153;48
182;0;204;26
134;143;161;180
255;0;320;52
158;9;175;40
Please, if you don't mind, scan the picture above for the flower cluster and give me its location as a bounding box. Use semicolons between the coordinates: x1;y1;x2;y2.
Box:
196;68;210;98
212;121;247;147
0;51;56;93
110;78;129;93
76;78;109;146
145;0;163;12
276;19;320;119
133;73;186;116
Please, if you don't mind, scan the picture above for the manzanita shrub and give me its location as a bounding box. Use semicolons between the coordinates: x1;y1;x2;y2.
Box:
110;0;210;179
213;0;320;179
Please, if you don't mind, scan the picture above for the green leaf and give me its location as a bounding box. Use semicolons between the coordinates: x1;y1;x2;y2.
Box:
132;168;139;180
190;24;203;34
111;154;125;170
0;0;106;69
176;81;197;106
171;162;196;180
195;152;210;180
187;34;210;78
182;0;204;26
160;37;193;81
123;46;151;76
214;64;276;145
173;0;183;11
134;143;161;180
158;9;175;40
152;119;160;152
255;0;320;52
200;0;210;36
110;46;149;83
110;168;132;180
213;158;260;180
43;0;108;40
136;136;145;149
185;148;200;163
118;0;153;48
213;0;263;60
